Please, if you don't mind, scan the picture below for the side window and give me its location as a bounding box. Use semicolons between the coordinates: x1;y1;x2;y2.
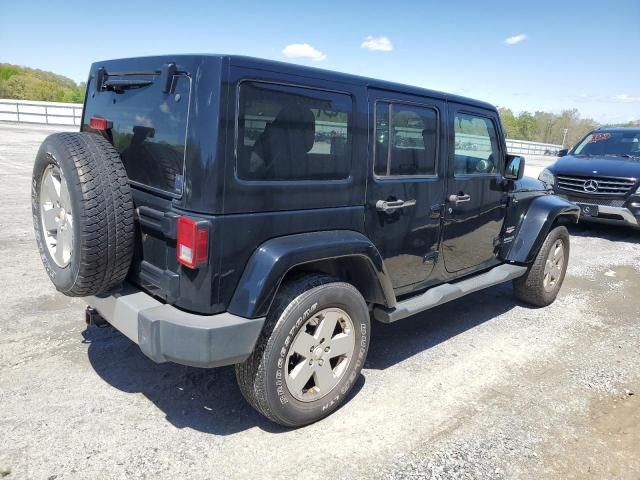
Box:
236;81;351;181
375;102;438;177
453;113;501;175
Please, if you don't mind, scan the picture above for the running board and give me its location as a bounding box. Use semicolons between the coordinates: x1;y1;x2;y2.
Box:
373;264;527;323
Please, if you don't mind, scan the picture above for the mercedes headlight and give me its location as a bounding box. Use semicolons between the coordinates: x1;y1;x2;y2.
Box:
538;168;555;187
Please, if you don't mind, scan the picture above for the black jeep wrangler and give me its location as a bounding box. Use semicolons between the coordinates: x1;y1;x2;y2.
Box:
31;55;579;427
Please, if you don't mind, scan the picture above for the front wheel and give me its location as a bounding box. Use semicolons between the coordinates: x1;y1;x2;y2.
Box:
513;226;570;307
235;274;370;427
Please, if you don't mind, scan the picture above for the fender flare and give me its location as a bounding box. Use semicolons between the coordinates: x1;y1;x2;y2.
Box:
227;230;396;319
503;194;579;264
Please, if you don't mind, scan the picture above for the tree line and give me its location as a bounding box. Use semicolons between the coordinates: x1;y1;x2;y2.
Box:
0;63;86;103
499;107;639;147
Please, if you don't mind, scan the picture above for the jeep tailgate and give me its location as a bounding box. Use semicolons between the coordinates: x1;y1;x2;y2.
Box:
80;56;224;315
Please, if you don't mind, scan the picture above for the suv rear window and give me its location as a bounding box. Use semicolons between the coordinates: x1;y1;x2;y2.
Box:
83;74;191;196
236;81;352;181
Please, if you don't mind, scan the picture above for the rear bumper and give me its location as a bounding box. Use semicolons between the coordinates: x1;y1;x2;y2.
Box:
86;283;265;368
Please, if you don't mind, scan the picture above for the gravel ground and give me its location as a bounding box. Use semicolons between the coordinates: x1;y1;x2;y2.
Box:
0;123;638;480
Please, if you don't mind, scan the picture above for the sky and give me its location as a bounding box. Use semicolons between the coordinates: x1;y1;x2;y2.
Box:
1;0;638;123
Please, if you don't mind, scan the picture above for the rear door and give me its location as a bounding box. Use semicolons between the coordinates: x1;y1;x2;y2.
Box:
441;104;507;273
364;89;446;291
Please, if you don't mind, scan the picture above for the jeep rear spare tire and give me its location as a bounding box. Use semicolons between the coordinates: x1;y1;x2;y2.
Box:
32;132;134;297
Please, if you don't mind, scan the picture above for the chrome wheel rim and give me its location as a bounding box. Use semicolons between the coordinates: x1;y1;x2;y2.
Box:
39;165;73;267
543;239;564;292
285;307;356;403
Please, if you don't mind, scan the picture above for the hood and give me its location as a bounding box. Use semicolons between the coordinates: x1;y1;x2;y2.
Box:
550;154;640;179
514;176;547;192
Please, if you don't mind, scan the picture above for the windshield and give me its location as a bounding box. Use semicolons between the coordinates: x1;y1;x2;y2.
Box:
573;130;640;157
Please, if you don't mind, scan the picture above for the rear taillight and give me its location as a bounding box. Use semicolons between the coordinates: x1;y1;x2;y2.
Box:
89;116;112;130
176;216;209;269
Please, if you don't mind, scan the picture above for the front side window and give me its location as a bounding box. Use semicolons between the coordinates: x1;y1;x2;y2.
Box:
453;113;501;175
237;81;351;181
375;102;438;176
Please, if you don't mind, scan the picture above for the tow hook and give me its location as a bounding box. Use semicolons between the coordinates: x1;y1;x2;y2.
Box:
85;307;108;328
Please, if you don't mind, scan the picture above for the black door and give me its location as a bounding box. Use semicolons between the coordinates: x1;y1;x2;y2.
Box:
441;104;508;274
364;90;446;292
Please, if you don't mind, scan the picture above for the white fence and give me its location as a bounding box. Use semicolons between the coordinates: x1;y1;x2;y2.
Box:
506;138;563;156
0;99;563;154
0;99;82;126
456;133;561;156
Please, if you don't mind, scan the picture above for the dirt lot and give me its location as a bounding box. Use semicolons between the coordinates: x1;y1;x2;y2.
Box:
1;123;639;480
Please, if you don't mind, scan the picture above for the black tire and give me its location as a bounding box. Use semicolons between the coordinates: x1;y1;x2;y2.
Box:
31;132;134;297
235;273;370;427
513;226;570;307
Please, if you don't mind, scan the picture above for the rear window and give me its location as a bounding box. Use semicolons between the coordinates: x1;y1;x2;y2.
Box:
374;101;438;176
236;81;352;181
83;74;191;195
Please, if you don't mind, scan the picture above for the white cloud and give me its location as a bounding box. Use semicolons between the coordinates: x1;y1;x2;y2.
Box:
504;34;527;45
614;94;640;103
282;43;326;62
361;36;393;52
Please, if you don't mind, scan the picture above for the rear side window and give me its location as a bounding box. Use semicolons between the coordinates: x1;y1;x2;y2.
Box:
236;81;352;181
453;113;501;175
375;101;438;176
83;74;191;196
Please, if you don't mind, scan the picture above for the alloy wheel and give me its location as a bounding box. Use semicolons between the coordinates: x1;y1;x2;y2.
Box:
285;307;356;402
39;164;73;267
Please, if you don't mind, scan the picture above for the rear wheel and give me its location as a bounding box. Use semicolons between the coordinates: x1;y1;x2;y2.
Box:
235;274;370;427
513;226;570;307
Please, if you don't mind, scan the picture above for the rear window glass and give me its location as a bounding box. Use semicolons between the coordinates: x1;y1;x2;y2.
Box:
236;81;352;181
375;101;438;176
82;74;190;195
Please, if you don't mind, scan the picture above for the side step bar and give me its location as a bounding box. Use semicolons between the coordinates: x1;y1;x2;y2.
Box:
373;264;527;323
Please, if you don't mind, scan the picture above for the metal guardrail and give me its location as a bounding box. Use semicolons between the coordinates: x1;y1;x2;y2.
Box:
456;133;561;156
0;99;82;126
506;138;563;156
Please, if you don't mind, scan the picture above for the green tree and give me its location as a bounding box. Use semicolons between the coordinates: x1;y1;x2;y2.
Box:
498;107;518;138
499;107;598;147
0;63;85;103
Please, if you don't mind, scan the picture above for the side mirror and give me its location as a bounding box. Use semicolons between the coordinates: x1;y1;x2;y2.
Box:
505;154;525;180
557;148;569;157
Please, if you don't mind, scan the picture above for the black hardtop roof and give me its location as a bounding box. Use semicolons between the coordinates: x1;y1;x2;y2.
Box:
94;54;497;111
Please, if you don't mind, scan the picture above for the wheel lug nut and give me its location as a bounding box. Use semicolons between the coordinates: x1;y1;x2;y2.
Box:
309;360;313;365
318;360;323;366
324;346;330;352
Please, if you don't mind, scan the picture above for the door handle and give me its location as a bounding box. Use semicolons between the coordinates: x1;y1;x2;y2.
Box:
448;193;471;205
375;199;416;213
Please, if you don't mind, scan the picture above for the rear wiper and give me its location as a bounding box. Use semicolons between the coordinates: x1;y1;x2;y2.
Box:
103;79;153;92
95;63;180;94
